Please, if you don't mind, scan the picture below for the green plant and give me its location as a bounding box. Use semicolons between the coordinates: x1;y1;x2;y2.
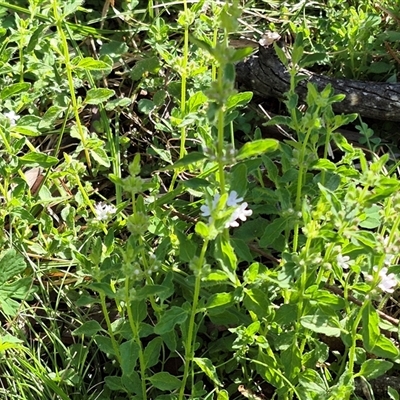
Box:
0;0;400;399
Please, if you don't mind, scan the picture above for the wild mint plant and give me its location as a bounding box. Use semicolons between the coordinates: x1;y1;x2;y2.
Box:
0;1;400;399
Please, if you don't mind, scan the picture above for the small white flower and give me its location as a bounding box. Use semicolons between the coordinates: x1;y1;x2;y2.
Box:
4;110;20;126
200;194;220;217
377;267;397;293
225;202;253;228
336;254;351;270
201;191;252;228
94;202;116;221
227;190;243;207
365;266;397;293
384;253;395;266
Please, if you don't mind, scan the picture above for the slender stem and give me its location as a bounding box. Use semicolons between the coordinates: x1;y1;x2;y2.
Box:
348;301;365;373
292;120;317;252
126;278;148;400
179;239;209;400
99;292;121;364
62;23;122;204
52;0;91;169
170;0;189;190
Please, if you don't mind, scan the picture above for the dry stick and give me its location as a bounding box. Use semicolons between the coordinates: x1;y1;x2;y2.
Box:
325;284;399;326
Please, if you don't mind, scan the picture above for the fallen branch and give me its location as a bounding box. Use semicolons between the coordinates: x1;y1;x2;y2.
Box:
236;44;400;121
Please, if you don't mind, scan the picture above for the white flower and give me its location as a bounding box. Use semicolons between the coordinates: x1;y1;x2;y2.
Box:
4;110;20;126
227;190;243;207
336;254;351;270
200;191;252;228
384;253;395;266
365;266;397;293
94;202;116;221
225;202;252;228
200;193;220;217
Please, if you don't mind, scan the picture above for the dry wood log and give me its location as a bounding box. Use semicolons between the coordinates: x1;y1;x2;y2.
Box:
236;44;400;122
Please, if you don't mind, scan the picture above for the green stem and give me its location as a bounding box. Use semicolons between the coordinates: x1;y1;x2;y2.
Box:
63;23;122;204
126;279;148;400
52;1;91;169
170;0;189;191
296;234;312;335
292;113;319;252
178;239;209;400
99;292;121;364
321;127;333;185
348;300;366;374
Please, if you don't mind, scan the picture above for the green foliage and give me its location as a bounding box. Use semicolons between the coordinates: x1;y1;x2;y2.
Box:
0;0;399;399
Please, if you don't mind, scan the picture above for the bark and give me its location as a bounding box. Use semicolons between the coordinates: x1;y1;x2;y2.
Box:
236;44;400;121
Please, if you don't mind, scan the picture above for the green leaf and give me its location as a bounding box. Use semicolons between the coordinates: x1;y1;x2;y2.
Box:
144;336;162;368
298;369;327;395
299;52;329;68
75;57;111;71
217;390;229;400
120;340;139;375
244;288;271;319
130;56;160;81
356;359;392;380
273;43;288;67
388;386;400;400
230;163;248;196
105;376;123;391
1;278;33;300
63;0;84;16
85;88;115;105
27;24;49;52
0;249;27;284
237;139;279;160
214;236;238;284
89;147;110;168
175;229;196;262
12;126;40;137
206;292;234;312
88;282;116;298
162;152;206;170
72;321;102;337
369;61;391;74
94;335;116;355
265;115;292;127
189;35;216;58
38;105;66;129
0;297;20;316
202;270;230;284
281;342;301;381
138;99;155;114
0;334;24;353
182;178;210;190
300;312;341;337
135;285;170;300
226;92;253;109
259;217;289;247
121;371;141;394
231;238;254;262
186;91;208;113
19;153;58;168
230;47;254;63
1;83;30;100
362;301;399;358
195;221;211;239
154;306;188;335
148;372;182;391
194;358;222;386
359;205;381;229
256;348;284;389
